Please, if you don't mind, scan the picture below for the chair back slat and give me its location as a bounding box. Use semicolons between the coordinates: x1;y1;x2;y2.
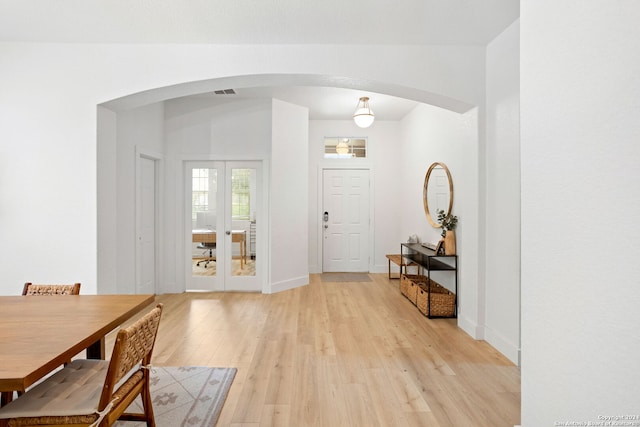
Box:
22;282;81;295
98;304;163;411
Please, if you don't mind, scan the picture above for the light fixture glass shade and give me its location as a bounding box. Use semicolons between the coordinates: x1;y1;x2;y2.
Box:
353;96;374;128
335;139;350;155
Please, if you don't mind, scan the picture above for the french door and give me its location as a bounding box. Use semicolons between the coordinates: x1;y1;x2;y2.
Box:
186;161;261;292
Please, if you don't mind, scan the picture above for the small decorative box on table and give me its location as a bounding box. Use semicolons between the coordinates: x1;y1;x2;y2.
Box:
400;243;457;318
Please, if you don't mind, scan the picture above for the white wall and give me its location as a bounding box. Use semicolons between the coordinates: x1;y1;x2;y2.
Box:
113;103;165;294
270;99;309;292
97;106;118;294
485;20;520;364
521;2;640;425
308;120;403;274
98;102;166;294
164;98;273;158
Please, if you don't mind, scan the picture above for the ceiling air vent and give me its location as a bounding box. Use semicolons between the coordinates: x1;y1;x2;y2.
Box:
214;89;236;95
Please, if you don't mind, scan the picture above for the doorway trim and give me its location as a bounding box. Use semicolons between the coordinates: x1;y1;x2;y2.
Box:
135;146;164;295
317;164;375;273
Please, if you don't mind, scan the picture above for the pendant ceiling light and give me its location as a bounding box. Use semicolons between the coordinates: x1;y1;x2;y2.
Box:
335;139;350;155
353;97;375;128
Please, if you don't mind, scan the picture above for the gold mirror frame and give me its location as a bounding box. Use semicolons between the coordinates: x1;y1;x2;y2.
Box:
423;162;453;228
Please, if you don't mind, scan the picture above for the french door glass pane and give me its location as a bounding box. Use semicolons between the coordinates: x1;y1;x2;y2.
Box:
192;168;217;277
231;168;256;277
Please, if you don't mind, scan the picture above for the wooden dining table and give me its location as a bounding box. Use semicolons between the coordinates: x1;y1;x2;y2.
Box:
0;294;155;405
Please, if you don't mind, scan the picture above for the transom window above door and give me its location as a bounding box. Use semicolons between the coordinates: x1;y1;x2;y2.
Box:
324;137;367;159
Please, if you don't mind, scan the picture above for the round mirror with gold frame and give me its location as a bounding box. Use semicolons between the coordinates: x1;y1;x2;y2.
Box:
423;162;453;227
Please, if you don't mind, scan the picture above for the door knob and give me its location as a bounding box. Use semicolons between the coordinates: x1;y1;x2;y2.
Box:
225;231;231;235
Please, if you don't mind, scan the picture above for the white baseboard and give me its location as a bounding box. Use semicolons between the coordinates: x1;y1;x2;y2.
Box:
484;326;521;366
370;263;389;274
308;264;322;274
457;313;484;340
159;281;178;294
308;263;391;275
458;314;520;365
268;275;309;294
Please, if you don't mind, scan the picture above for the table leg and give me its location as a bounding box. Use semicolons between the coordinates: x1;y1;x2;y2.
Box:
86;337;105;359
1;391;13;406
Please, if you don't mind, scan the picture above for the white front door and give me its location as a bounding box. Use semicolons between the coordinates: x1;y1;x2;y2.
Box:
322;169;370;272
186;161;261;292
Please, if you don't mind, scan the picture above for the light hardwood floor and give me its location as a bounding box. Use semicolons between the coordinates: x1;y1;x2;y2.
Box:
108;273;520;426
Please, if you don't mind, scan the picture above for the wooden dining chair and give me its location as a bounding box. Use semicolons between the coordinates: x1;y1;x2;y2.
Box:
21;282;82;367
22;282;81;295
0;303;163;427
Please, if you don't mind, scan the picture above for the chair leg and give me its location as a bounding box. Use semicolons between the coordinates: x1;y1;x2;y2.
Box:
141;377;156;427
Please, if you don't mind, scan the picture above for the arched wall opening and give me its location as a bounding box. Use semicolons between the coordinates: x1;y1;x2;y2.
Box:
101;73;476;114
97;73;481;298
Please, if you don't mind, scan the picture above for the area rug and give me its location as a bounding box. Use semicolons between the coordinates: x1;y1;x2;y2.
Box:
320;273;372;282
114;366;236;427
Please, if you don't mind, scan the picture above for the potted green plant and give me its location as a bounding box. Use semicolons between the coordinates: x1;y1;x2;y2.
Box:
437;210;458;255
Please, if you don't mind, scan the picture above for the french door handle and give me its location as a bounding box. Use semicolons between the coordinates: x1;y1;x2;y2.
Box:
225;231;231;235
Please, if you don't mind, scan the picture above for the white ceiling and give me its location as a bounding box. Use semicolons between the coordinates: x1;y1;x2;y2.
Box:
176;86;423;121
0;0;519;120
0;0;519;45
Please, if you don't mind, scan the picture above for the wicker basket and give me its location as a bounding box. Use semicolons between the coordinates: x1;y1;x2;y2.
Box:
401;274;428;305
399;274;410;297
416;281;456;317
